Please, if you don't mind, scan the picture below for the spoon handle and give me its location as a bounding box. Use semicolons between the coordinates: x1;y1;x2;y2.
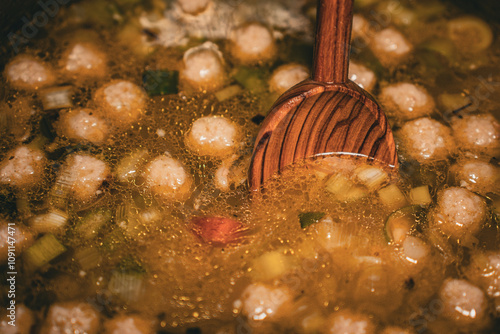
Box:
312;0;354;84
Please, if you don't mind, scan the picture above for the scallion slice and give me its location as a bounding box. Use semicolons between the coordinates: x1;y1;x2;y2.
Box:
23;233;66;270
74;208;112;240
214;85;243;102
39;86;73;110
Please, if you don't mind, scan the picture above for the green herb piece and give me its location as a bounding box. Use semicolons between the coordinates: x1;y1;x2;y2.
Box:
299;212;326;229
143;70;179;96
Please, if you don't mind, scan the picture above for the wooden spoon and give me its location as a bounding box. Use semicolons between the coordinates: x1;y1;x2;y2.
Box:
248;0;397;191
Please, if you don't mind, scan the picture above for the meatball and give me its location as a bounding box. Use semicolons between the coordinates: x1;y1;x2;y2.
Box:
93;80;147;128
103;314;154;334
57;108;109;145
229;22;276;65
177;0;211;15
325;310;376;334
379;83;435;120
40;302;100;334
0;304;34;334
349;62;376;91
185;116;241;158
451;114;499;156
398;117;455;162
180;42;227;91
269;64;309;95
0;145;46;188
239;283;292;323
466;251;500;300
61;154;109;202
0;221;34;263
4;55;56;91
61;43;107;81
431;187;487;241
439;278;488;328
450;159;499;195
370;28;412;66
142;155;193;201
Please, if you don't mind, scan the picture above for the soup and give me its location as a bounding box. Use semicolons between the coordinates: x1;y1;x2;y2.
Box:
0;0;499;333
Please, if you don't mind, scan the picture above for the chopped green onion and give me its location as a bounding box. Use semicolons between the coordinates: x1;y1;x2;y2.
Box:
115;149;149;183
355;165;389;191
108;271;145;303
23;233;66;270
409;185;432;206
49;170;75;210
30;210;69;233
313;169;329;181
142;70;179;96
344;187;368;201
214;85;243;102
325;174;367;202
74;247;102;271
378;184;408;210
39;86;73;110
74;208;112;240
109;257;146;302
299;212;326;229
325;174;351;195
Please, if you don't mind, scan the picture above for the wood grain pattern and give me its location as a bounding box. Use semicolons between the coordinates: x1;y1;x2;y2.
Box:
249;80;397;190
248;0;397;191
313;0;353;83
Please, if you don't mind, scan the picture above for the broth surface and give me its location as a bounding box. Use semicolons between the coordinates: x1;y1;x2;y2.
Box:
0;0;499;333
